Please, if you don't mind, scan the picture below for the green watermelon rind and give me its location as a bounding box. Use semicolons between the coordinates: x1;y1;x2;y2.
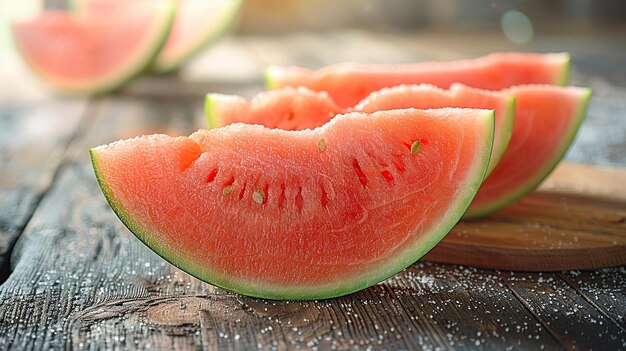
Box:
12;0;176;96
557;53;571;86
264;66;280;91
204;93;221;129
463;88;591;220
487;95;515;176
90;110;494;300
151;0;243;73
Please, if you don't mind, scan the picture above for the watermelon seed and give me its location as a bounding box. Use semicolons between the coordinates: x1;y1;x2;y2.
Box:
278;183;287;208
206;168;219;183
222;185;233;195
252;190;265;204
394;159;406;173
295;186;304;210
318;139;327;152
410;140;422;154
224;175;235;186
320;185;329;206
286;111;294;120
366;149;388;168
381;170;394;182
239;181;247;200
263;184;269;204
352;159;368;187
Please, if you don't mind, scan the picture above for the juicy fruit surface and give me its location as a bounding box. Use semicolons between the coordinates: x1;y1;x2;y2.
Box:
92;109;494;299
206;84;514;176
153;0;242;72
11;1;174;94
465;86;591;218
355;84;513;176
206;87;343;130
265;53;570;107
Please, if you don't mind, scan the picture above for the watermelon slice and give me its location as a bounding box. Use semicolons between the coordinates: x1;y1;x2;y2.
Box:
205;84;515;176
72;0;243;73
265;53;570;108
152;0;242;73
11;0;175;95
91;108;495;299
205;87;345;130
464;85;591;219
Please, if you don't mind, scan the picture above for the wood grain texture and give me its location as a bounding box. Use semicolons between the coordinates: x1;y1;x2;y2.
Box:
504;271;626;350
425;162;626;271
0;99;87;282
559;269;626;330
1;97;207;350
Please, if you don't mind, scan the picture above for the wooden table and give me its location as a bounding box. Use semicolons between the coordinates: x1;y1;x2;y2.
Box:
1;30;625;350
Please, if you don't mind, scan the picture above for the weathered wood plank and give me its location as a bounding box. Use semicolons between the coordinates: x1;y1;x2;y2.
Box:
68;261;567;350
0;99;87;283
0;96;206;350
560;268;626;330
425;162;626;271
504;272;626;350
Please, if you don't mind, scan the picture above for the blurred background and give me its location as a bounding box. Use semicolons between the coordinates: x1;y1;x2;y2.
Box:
2;0;626;88
0;0;625;164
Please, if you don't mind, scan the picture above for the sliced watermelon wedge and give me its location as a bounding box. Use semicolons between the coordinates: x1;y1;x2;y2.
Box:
205;87;345;131
152;0;242;73
73;0;242;73
11;0;175;95
464;86;591;219
91;108;494;299
206;84;514;176
265;53;570;108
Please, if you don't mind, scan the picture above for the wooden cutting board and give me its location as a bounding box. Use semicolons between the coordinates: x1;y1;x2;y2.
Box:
424;162;626;271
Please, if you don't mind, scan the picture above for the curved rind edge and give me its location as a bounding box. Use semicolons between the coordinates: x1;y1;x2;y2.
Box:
91;111;494;300
264;67;278;91
90;148;236;297
558;53;571;86
152;0;243;73
485;95;515;177
12;0;176;96
204;94;219;129
463;88;591;220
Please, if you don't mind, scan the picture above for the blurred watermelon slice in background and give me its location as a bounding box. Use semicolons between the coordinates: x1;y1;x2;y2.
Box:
75;0;243;73
152;0;243;73
11;0;176;95
10;0;241;95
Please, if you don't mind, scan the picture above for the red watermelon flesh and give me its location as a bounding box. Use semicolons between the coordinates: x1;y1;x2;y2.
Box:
207;84;591;218
152;0;243;72
73;0;243;73
206;87;344;130
206;84;514;176
464;85;591;218
265;53;570;108
11;1;175;94
91;108;494;299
